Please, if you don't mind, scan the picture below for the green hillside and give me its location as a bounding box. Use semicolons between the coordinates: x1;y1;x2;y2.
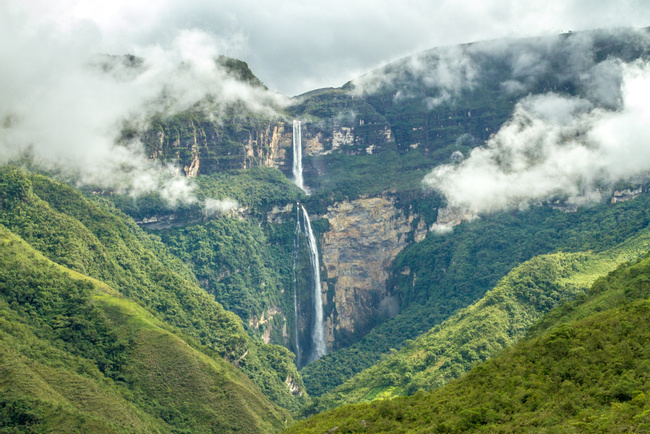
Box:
0;166;307;417
4;27;650;433
0;224;292;433
304;224;650;414
296;27;650;397
301;193;650;397
284;250;650;433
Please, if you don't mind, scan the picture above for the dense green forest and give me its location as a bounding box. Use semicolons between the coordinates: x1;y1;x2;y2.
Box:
303;225;650;414
3;27;650;433
285;250;650;433
0;224;291;433
290;27;650;399
301;194;650;398
0;166;308;431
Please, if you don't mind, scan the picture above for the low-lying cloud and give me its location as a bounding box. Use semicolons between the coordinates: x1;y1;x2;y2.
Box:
350;45;479;107
0;3;285;206
204;198;239;216
349;28;649;115
424;60;650;214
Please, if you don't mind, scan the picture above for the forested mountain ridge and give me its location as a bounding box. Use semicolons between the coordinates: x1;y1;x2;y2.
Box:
284;248;650;433
97;26;650;402
0;224;290;433
303;223;650;414
0;165;307;431
301;190;650;398
122;27;650;372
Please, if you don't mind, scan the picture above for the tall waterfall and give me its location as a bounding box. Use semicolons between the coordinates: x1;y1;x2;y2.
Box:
299;204;327;362
291;206;301;367
290;119;326;363
292;120;304;191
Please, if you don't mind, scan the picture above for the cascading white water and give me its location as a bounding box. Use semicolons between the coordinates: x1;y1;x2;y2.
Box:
300;204;327;362
291;206;301;367
290;119;326;363
292;120;304;191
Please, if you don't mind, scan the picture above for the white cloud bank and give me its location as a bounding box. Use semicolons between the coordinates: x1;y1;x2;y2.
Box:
0;2;285;206
424;60;650;214
204;198;239;216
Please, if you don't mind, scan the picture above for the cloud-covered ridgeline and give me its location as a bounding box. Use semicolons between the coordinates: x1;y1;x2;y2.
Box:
351;28;649;109
7;0;650;96
424;59;650;214
0;4;285;207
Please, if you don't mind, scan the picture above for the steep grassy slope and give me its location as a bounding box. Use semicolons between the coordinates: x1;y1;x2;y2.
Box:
0;165;307;413
304;225;650;413
285;252;650;433
302;193;650;397
143;167;303;345
111;166;303;222
0;224;291;433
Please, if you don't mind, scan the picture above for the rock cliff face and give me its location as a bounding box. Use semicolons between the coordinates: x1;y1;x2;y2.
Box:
319;195;427;348
141;111;421;354
262;195;427;355
243;122;291;169
611;187;644;204
301;121;393;158
248;307;289;345
141;111;394;186
430;206;479;233
141;117;294;175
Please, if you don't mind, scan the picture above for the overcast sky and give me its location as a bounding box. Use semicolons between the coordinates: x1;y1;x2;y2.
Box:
7;0;650;96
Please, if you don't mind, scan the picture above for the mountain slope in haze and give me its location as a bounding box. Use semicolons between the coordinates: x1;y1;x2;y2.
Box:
0;165;308;416
284;250;650;433
291;27;650;199
304;223;650;414
0;224;290;433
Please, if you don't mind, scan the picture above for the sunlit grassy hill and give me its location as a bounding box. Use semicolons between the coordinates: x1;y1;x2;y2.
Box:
0;165;308;432
285;249;650;433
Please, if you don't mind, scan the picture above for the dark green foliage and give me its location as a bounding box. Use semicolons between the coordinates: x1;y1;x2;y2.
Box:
0;224;292;433
195;167;304;215
304;226;650;413
106;167;303;222
303;149;435;202
0;168;32;208
284;253;650;433
158;217;292;337
0;226;126;382
217;56;266;88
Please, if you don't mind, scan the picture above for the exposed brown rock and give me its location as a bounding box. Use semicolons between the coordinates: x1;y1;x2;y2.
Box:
320;195;427;347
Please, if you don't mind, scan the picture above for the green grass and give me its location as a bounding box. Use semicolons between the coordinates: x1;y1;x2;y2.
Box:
302;195;650;398
0;165;308;415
